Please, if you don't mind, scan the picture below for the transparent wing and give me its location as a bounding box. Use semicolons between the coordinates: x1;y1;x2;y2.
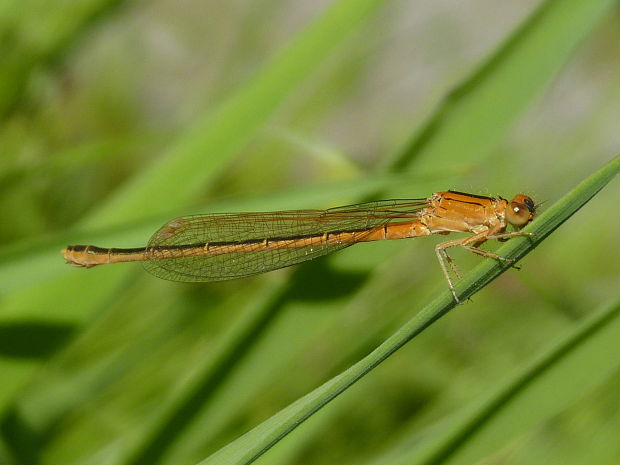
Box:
143;199;428;282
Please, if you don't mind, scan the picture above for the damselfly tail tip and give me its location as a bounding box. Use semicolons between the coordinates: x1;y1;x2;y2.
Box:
61;245;88;268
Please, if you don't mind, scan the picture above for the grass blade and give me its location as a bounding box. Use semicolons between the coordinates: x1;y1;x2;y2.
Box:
410;296;620;465
384;0;616;171
0;0;127;117
198;155;620;465
84;0;389;229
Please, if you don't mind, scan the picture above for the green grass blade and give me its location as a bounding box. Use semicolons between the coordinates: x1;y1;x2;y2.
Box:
198;155;620;465
383;0;616;171
84;0;389;229
118;283;289;465
0;0;127;117
372;293;620;465
414;296;620;465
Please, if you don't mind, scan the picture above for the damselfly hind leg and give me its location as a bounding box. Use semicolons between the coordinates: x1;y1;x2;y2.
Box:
435;237;471;303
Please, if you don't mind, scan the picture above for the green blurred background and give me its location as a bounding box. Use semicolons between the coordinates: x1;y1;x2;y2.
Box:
0;0;619;464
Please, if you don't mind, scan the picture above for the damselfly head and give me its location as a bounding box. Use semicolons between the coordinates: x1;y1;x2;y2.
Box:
505;194;536;228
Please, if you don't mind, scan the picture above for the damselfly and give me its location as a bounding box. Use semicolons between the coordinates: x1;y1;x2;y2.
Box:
62;191;537;301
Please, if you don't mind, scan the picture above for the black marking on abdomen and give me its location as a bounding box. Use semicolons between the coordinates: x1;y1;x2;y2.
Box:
148;227;374;252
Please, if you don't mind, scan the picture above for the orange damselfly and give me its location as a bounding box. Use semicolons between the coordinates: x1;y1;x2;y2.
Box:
62;191;537;301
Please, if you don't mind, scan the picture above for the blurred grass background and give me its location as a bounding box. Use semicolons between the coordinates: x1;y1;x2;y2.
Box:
0;0;619;464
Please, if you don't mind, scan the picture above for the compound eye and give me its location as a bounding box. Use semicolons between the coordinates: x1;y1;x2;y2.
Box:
505;195;536;227
522;196;536;213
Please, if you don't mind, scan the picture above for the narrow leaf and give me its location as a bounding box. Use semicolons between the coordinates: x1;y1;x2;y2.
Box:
199;155;620;465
